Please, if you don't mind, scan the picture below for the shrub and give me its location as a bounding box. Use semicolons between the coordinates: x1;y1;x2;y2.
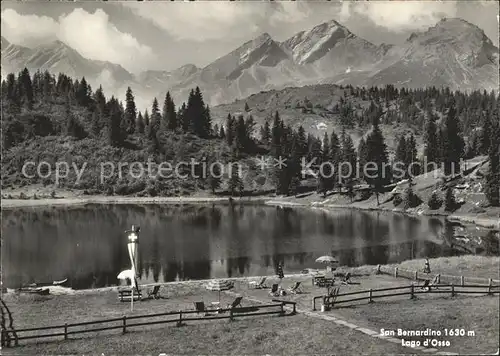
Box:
427;191;443;210
444;187;457;212
402;186;422;209
393;194;403;206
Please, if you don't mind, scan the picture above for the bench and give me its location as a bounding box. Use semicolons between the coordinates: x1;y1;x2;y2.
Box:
118;289;142;302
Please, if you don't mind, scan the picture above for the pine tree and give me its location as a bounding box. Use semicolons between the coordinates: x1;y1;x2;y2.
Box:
485;120;500;206
442;104;464;176
340;130;357;198
228;162;244;197
481;116;491;155
219;125;226;139
178;102;188;132
364;115;390;205
406;133;418;178
91;111;101;137
186;87;211;138
144;109;150;130
233;115;246;156
322;132;330;162
296;125;307;157
148;97;161;141
162;91;177;132
424;114;439;170
207;158;222;194
225;114;235;146
123;87;136;134
271;111;282;157
260;122;271;145
137;112;145;134
357;137;367;180
395;135;407;171
107;97;124;147
93;86;107;115
76;77;90;107
20;68;34;109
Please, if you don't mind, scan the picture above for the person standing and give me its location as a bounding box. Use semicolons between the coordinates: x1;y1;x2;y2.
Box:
423;258;431;274
277;262;284;280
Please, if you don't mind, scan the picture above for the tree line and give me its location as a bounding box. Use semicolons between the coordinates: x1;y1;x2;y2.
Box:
1;68;498;206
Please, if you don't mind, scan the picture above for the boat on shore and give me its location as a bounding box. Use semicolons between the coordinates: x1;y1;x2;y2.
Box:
17;287;50;295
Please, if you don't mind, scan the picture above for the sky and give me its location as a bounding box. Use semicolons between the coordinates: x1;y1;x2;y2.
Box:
1;1;499;74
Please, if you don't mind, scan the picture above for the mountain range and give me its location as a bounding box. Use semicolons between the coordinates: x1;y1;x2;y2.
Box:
1;17;498;107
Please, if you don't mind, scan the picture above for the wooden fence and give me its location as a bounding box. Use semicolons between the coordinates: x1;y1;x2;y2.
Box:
2;301;295;347
312;283;500;311
376;264;500;286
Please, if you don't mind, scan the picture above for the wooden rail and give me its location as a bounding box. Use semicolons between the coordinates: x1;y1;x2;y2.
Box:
2;302;292;347
312;283;500;311
376;265;500;286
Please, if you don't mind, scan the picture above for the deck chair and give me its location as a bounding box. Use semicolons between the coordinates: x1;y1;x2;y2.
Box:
269;284;279;297
427;275;441;290
227;296;243;309
342;272;351;284
146;285;162;299
193;301;214;316
248;277;267;289
420;279;431;291
288;281;304;294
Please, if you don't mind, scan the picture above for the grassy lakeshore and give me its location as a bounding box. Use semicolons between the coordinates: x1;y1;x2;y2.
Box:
2;256;498;355
2;181;499;230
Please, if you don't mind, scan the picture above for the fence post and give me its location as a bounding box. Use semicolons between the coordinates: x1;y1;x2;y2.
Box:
229;308;234;321
312;298;316;311
376;264;381;274
177;310;183;327
394;267;398;278
292;302;296;315
369;289;373;303
414;271;418;280
488;279;492;295
451;283;455;297
280;303;284;316
64;323;68;340
410;284;415;299
122;316;127;334
460;275;464;286
437;274;441;284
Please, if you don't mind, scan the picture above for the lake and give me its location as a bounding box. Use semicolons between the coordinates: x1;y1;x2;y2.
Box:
1;204;496;289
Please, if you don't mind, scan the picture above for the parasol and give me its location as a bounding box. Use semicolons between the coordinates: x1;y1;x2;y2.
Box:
117;269;135;280
205;279;234;303
315;256;339;272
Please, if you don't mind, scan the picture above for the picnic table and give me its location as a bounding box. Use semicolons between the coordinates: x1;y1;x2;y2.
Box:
312;275;334;287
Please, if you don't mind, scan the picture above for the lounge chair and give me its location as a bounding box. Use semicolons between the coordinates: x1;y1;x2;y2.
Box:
227;296;243;309
146;285;162;299
269;284;279;297
248;277;267;289
342;272;352;284
193;302;214;316
420;279;431;291
288;281;304;294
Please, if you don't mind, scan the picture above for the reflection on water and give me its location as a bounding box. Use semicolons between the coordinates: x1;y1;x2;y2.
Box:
1;204;495;289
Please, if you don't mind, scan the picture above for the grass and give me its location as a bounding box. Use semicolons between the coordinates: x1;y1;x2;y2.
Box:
5;315;416;355
2;256;498;355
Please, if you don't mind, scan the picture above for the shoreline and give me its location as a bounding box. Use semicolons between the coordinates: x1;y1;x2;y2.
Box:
5;256;499;296
2;194;499;230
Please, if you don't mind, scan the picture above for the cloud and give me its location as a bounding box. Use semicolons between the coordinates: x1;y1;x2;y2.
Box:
1;8;155;73
1;9;59;45
340;1;458;32
123;2;311;42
